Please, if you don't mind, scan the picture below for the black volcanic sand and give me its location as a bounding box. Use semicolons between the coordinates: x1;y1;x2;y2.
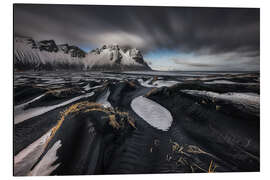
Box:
14;71;260;175
14;86;105;155
146;85;259;172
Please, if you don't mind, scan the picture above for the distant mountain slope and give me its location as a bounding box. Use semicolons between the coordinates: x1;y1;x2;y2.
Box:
14;37;151;71
14;37;85;71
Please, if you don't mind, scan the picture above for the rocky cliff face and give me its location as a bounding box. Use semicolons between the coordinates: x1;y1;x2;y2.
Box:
58;44;86;58
14;37;151;71
25;38;86;57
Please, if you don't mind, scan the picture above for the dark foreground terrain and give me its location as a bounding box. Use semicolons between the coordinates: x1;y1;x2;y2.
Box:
14;71;260;175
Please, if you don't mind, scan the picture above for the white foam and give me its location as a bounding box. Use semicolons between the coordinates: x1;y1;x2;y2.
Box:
131;96;173;131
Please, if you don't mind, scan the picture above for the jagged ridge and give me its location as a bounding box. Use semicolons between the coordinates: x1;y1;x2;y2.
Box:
14;37;151;71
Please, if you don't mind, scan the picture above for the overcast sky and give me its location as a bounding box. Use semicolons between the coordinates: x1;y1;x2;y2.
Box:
14;4;260;71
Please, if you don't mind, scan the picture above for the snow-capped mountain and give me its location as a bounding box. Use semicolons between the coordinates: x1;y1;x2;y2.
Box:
14;36;151;71
85;44;151;70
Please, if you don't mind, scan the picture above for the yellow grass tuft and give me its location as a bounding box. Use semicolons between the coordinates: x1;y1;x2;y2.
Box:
192;162;208;172
45;102;103;146
47;88;73;94
208;160;217;173
127;118;136;129
145;88;157;97
152;76;158;82
172;142;180;152
126;80;136;87
169;140;218;173
108;114;121;129
46;88;75;97
45;101;136;147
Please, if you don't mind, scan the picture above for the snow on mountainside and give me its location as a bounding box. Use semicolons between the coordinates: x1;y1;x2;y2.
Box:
14;37;151;71
85;44;151;70
14;37;84;71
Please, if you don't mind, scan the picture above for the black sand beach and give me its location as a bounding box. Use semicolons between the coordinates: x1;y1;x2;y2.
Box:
13;71;260;175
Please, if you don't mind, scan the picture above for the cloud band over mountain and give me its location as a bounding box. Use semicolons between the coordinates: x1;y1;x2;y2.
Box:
14;4;260;71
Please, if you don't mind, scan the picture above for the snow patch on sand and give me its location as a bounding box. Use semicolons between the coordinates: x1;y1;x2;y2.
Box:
138;78;179;88
15;92;95;124
14;130;52;176
131;96;173;131
29;140;62;176
204;80;257;85
204;80;238;84
181;90;259;114
14;93;47;116
152;80;179;87
97;89;112;108
83;84;91;91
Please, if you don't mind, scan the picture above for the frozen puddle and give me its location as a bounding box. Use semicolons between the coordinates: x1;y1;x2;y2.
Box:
131;96;173;131
15;92;95;124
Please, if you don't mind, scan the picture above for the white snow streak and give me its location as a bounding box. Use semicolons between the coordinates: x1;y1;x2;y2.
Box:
29;140;62;176
14;130;52;176
204;80;257;85
138;78;179;88
96;89;112;108
14;93;46;116
14;92;95;124
181;90;259;113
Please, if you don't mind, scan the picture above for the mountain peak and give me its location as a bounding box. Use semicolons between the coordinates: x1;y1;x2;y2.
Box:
14;36;151;71
87;43;148;67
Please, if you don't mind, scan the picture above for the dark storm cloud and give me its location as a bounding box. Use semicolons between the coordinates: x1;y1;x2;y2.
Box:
14;4;259;54
14;4;259;71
